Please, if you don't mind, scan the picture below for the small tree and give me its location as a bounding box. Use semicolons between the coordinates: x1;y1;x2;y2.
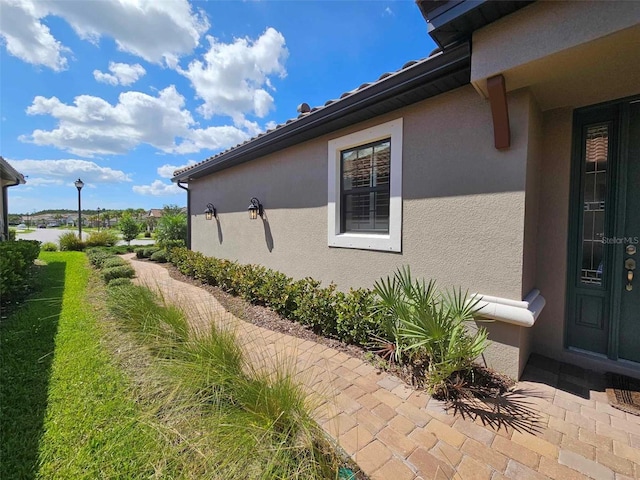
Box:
119;212;140;245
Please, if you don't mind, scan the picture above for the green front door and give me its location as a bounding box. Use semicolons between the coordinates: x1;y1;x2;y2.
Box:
567;97;640;363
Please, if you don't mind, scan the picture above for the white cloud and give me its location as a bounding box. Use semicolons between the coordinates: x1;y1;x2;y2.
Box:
133;180;181;196
0;0;68;71
177;27;288;122
174;125;250;154
0;0;208;70
44;0;208;64
94;62;146;86
8;159;132;185
20;86;250;156
22;177;63;186
157;160;197;179
384;7;394;16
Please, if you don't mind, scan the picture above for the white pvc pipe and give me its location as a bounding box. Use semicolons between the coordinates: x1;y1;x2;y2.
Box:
473;289;546;327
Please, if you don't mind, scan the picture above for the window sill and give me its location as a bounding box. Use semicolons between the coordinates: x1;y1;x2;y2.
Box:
328;232;400;252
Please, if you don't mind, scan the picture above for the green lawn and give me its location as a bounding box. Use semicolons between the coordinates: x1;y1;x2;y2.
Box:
1;251;351;480
0;252;175;479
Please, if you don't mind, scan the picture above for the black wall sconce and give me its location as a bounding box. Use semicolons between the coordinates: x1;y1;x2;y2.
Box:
248;197;263;220
204;203;217;220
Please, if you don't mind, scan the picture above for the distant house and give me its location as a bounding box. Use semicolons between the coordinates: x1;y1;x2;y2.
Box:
0;157;26;241
146;208;164;232
173;1;640;379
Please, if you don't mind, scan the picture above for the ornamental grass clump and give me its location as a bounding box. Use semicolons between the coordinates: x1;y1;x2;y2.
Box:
105;282;343;479
58;232;85;251
86;230;119;247
373;266;489;398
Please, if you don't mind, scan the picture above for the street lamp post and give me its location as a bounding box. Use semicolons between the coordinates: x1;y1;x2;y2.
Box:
97;207;101;231
74;178;84;239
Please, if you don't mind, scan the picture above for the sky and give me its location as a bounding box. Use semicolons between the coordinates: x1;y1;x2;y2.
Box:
1;0;436;214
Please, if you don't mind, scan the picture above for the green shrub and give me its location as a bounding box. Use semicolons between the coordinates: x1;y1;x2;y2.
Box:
86;230;119;247
41;242;58;252
144;231;151;238
59;232;85;251
142;247;160;258
85;248;113;268
106;277;133;288
0;240;41;305
292;279;339;337
102;256;128;269
103;245;133;254
336;288;385;345
101;265;135;283
134;247;146;259
149;250;168;263
8;229;16;241
166;247;378;348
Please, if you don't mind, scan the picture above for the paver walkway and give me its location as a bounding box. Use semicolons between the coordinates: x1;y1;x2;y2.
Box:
124;255;640;480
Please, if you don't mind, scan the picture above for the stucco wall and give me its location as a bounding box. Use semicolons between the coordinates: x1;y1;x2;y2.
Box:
471;1;640;86
532;108;573;359
190;85;533;300
522;92;542;296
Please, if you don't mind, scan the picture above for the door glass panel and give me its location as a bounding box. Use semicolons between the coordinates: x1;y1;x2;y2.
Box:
580;124;609;286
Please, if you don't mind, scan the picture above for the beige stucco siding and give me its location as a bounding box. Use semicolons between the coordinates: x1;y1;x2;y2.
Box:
471;1;640;90
532;108;573;359
191;85;534;301
471;3;640;112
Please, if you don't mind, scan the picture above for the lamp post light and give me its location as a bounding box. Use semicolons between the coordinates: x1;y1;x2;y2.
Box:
74;178;84;239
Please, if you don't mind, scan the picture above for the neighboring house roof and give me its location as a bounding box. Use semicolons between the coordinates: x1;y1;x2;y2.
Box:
172;1;532;183
173;42;471;182
148;209;164;218
0;156;26;187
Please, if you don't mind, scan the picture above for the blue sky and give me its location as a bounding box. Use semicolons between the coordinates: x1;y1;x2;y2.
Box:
1;0;436;214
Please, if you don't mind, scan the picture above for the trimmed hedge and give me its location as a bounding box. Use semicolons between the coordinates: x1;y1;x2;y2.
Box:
149;250;167;263
101;265;135;283
86;248;112;268
168;248;386;348
86;247;136;284
101;257;128;269
107;277;133;288
0;240;41;305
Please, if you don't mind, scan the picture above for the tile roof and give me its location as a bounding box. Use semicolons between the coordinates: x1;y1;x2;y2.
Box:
173;54;438;178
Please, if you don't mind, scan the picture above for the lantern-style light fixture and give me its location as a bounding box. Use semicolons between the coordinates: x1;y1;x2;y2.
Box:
247;197;263;220
204;203;216;220
74;178;84;239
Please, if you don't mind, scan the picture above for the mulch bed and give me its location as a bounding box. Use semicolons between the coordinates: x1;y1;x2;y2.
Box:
161;261;370;362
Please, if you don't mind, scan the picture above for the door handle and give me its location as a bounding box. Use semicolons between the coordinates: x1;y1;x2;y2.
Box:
625;258;636;291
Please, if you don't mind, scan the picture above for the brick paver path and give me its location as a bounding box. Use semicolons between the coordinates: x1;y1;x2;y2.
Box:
125;255;640;480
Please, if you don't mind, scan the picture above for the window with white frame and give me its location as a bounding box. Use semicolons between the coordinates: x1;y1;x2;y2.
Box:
327;118;402;252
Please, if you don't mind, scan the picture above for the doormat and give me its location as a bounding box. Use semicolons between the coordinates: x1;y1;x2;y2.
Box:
606;373;640;416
